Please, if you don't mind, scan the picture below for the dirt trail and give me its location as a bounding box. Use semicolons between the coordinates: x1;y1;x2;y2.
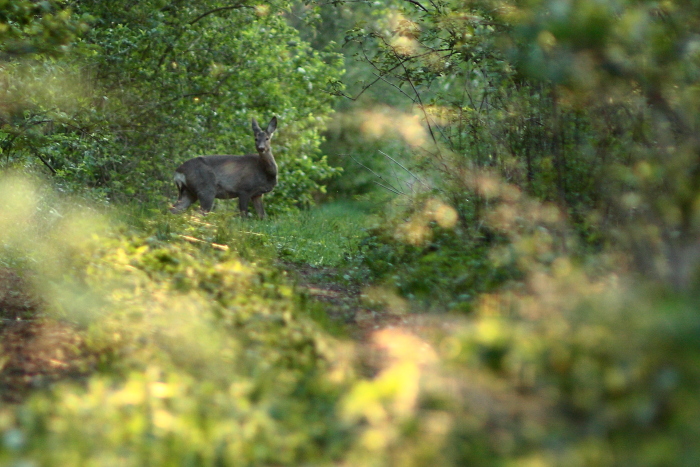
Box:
0;268;95;403
281;262;407;339
281;262;433;379
0;262;406;402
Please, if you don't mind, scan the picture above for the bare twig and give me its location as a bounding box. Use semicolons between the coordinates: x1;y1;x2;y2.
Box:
336;40;450;101
157;3;250;69
376;34;440;151
378;150;430;188
29;145;56;175
385;150;403;192
313;0;373;4
372;180;403;195
189;4;249;25
371;72;416;103
348;154;404;194
179;235;229;251
402;0;430;13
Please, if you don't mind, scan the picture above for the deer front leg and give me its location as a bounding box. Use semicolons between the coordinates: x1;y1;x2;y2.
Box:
197;186;216;213
252;195;266;219
238;194;251;217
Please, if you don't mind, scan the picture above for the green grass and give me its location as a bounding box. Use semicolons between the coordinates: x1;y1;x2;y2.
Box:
218;201;372;268
110;200;372;335
120;200;372;269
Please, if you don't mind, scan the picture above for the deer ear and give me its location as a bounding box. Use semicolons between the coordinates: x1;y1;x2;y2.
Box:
266;116;277;135
252;118;261;132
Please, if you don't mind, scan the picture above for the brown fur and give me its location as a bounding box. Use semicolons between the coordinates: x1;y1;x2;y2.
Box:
170;117;277;218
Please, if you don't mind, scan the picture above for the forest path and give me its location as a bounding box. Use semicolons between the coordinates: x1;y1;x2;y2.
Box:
0;261;407;403
277;260;438;378
0;268;96;403
0;202;395;402
281;262;404;335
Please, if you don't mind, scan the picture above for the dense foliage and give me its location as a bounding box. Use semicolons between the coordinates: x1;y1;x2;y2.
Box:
316;0;700;305
0;0;342;212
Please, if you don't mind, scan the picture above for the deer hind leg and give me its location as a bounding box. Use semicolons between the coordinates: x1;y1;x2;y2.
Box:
190;161;217;213
171;183;196;213
252;194;266;219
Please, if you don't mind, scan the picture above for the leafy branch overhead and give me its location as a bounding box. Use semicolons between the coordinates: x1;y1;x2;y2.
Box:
0;0;343;213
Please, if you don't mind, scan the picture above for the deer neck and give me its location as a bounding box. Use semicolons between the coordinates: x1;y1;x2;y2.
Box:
259;147;277;177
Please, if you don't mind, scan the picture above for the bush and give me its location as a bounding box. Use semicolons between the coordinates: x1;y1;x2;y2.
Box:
358;194;519;313
0;0;344;213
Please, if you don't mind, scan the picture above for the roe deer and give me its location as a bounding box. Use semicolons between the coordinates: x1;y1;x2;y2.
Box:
170;116;278;218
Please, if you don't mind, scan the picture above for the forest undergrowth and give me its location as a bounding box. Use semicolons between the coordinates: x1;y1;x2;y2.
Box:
0;185;446;465
0;198;371;405
2;175;699;466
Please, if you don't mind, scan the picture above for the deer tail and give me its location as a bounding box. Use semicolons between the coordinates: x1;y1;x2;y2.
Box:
174;171;187;190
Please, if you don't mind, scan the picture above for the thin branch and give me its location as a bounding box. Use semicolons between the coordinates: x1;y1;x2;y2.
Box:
415;145;450;176
390;45;440;149
180;235;229;251
424;0;440;12
337;38;450;100
373;180;403;195
378;150;429;188
133;91;219;121
366;33;442;150
157;3;250;69
384;149;404;192
332;73;385;101
29;145;56;175
348;154;404;194
189;4;249;25
312;0;373;4
401;0;430;13
371;72;416;103
331;44;411;101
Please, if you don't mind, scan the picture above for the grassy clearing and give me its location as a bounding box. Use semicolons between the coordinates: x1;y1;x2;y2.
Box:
228;200;371;268
120;200;372;268
109;200;372;337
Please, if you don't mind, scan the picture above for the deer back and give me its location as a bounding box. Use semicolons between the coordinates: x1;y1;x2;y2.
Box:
175;154;277;199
